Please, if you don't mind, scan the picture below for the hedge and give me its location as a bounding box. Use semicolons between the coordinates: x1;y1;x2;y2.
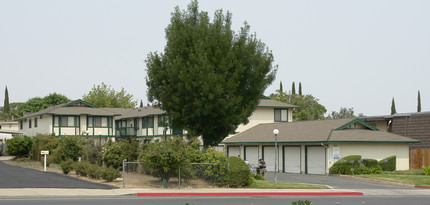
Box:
378;156;396;171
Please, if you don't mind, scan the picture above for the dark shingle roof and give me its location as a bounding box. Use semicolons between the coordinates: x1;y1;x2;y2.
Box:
258;99;299;108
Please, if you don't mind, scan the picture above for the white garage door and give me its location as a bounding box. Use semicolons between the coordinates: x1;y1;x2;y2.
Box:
228;146;240;157
306;146;326;174
244;146;259;166
284;146;301;173
263;146;277;171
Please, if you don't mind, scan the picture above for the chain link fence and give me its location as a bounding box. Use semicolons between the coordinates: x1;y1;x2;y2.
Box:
122;161;234;189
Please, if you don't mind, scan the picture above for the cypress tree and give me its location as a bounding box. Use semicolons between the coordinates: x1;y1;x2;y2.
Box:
140;100;144;108
391;97;397;115
292;82;296;95
4;86;10;120
418;90;421;112
279;81;283;95
299;82;302;96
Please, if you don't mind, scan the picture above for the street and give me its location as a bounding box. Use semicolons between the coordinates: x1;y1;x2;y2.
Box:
1;196;430;205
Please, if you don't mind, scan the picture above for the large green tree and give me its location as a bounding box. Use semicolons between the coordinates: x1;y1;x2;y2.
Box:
270;92;326;121
17;93;70;116
82;83;137;108
146;1;277;147
327;107;364;119
3;86;10;120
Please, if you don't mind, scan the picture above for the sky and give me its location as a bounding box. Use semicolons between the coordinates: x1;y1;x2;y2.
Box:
1;0;429;116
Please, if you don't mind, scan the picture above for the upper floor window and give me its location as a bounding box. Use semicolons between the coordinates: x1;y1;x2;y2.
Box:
274;109;288;122
29;119;32;128
34;118;38;128
88;116;108;128
54;116;77;127
142;117;154;128
20;121;23;129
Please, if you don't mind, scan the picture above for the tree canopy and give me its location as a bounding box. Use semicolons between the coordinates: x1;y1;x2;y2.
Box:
82;83;137;108
270;92;326;121
145;1;277;147
17;93;70;116
327;107;364;119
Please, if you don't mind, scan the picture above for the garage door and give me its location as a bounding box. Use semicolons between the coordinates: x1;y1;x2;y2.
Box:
263;146;277;171
244;146;259;166
284;146;301;173
227;146;240;157
306;146;326;174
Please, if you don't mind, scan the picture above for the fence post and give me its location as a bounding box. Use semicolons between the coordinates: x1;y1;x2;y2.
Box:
178;164;181;188
122;159;126;188
227;162;230;188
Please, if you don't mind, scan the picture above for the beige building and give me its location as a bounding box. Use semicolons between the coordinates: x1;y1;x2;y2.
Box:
222;118;419;174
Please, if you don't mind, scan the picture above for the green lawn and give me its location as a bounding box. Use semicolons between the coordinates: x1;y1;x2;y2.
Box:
358;174;430;186
249;179;328;189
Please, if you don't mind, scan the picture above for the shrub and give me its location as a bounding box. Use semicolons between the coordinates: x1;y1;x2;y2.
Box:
254;174;264;180
101;166;121;182
85;139;103;166
355;165;382;174
74;161;91;176
198;148;229;186
226;156;253;188
60;159;74;174
102;140;123;169
6;136;33;157
330;155;362;175
378;156;396;171
423;166;430;176
362;159;378;167
30;135;59;162
56;136;85;162
88;164;103;179
139;137;199;182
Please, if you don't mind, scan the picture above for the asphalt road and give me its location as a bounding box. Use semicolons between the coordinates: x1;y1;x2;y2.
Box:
264;172;411;189
0;161;116;189
1;196;430;205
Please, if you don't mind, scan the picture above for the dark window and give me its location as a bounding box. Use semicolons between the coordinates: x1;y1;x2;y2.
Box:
20;121;23;129
134;118;139;129
142;118;147;128
29;119;32;128
147;117;154;128
34;118;38;128
89;117;108;128
274;109;288;122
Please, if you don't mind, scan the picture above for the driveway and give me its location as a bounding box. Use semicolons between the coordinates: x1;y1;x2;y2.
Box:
0;161;116;189
264;172;413;189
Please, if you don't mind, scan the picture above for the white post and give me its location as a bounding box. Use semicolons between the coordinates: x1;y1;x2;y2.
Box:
273;129;279;183
41;150;49;172
44;154;47;172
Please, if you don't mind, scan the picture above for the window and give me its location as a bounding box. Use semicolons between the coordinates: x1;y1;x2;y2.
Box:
34;118;38;128
142;117;154;128
40;115;43;119
88;116;108;128
134;118;139;129
29;119;32;128
274;109;288;122
20;121;23;129
54;116;77;127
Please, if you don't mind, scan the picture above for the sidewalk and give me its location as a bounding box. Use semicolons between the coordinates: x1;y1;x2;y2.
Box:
0;188;429;197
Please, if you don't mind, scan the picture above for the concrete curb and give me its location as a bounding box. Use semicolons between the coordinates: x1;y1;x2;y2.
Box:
136;192;363;197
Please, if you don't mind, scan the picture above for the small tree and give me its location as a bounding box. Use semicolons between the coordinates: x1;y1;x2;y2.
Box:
6;136;33;158
298;82;302;96
291;82;296;95
391;97;397;115
418;90;421;112
3;86;10;120
56;136;85;162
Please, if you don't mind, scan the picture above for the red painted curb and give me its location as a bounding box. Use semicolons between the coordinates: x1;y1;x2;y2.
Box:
415;185;430;189
137;192;363;197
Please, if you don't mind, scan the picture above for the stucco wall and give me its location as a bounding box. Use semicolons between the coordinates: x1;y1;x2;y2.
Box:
329;143;410;170
20;115;51;136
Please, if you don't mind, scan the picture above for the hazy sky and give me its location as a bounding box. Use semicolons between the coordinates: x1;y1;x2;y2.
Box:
1;0;429;116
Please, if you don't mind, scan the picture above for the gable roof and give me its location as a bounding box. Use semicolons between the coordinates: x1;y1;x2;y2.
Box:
222;118;419;144
257;99;299;108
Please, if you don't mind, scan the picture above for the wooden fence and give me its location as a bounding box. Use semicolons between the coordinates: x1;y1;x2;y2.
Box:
409;148;430;169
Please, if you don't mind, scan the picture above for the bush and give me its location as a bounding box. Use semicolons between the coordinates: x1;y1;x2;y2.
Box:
330;155;362;175
56;136;85;162
6;136;33;157
378;156;396;171
85;139;103;166
362;159;378;167
226;156;253;188
139;137;200;182
355;165;382;174
30;135;59;162
254;174;264;180
102;140;123;169
423;166;430;176
88;164;103;179
60;159;74;174
101;166;121;182
74;161;91;176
